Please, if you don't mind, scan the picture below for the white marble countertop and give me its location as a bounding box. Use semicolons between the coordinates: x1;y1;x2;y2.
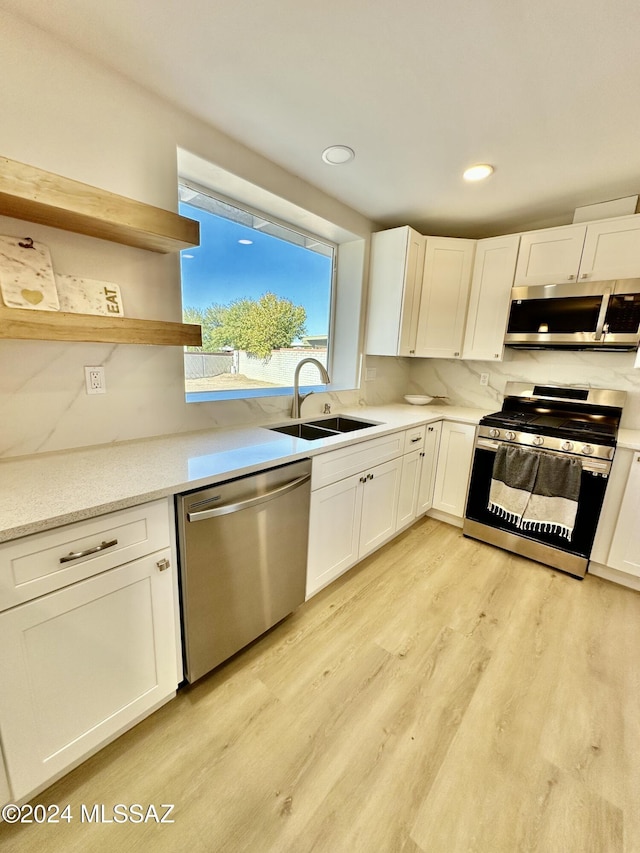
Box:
0;404;490;543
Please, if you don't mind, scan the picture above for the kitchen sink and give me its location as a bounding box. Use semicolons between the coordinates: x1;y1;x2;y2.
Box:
304;416;377;432
267;416;377;441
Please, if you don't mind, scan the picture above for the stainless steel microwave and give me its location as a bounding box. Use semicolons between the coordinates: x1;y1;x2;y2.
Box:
504;279;640;350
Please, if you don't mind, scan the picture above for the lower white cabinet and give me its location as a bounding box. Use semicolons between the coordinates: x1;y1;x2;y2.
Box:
307;455;402;597
417;422;443;516
0;500;180;802
397;422;443;529
606;451;640;576
431;421;476;519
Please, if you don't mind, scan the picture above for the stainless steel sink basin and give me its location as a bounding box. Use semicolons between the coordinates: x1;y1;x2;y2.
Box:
305;416;377;432
269;423;340;440
267;415;377;441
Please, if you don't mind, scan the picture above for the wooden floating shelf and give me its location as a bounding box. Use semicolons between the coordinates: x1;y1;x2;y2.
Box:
0;156;200;253
0;305;202;347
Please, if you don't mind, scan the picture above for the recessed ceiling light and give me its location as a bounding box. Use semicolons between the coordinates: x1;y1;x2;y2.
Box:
238;239;253;245
463;164;494;182
322;145;355;165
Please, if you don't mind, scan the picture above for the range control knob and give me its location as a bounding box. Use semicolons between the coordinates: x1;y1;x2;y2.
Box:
582;444;594;456
532;435;544;446
561;440;574;452
505;430;516;441
488;428;500;438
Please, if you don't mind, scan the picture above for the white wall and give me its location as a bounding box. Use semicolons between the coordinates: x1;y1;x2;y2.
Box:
0;11;374;458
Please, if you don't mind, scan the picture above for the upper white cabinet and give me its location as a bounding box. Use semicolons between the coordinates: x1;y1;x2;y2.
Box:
514;215;640;287
606;451;640;577
365;226;425;356
462;234;520;361
365;228;475;359
414;238;476;358
580;216;640;280
514;224;586;286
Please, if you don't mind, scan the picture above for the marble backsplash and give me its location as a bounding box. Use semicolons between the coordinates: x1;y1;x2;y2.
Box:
0;339;360;459
364;350;640;429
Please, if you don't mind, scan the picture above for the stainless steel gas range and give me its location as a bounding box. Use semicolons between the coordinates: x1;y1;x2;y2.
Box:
463;382;626;578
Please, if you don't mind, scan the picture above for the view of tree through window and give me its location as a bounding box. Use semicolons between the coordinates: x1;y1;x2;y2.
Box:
179;185;335;402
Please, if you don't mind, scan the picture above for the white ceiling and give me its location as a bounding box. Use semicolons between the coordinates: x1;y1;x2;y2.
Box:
6;0;640;237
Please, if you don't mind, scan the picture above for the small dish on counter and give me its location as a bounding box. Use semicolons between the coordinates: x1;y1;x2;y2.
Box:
404;395;433;405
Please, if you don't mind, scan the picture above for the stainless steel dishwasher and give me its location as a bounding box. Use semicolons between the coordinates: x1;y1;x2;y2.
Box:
176;458;311;683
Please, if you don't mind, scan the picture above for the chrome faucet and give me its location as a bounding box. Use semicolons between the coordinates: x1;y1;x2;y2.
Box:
291;358;330;418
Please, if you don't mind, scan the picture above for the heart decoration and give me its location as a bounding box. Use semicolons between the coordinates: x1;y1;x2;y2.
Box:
21;288;44;305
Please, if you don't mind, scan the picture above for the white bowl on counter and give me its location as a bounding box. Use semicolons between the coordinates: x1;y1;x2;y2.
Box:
404;395;433;405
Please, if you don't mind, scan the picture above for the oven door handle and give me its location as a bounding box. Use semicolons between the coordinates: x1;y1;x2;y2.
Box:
474;439;610;475
477;438;499;451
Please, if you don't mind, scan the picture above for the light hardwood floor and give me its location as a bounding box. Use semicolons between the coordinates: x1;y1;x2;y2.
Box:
2;517;640;852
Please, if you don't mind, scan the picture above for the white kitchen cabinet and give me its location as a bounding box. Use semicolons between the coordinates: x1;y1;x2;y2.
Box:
0;499;180;801
365;226;425;356
307;456;402;597
397;448;423;531
416;421;443;515
414;237;476;358
514;224;586;287
514;215;640;287
358;458;403;557
606;451;640;576
579;216;640;280
431;421;476;520
462;234;520;361
307;474;363;593
396;425;426;531
397;422;442;529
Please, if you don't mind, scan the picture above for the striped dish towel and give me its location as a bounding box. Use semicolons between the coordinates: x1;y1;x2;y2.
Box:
488;445;581;540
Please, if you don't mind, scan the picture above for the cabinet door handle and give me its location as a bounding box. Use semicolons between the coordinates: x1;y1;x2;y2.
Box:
156;558;170;572
59;538;118;564
454;351;460;357
420;452;425;457
360;476;366;483
567;274;575;280
367;473;374;480
581;273;589;279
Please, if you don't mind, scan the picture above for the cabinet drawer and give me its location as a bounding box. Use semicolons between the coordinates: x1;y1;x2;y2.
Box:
311;433;404;490
0;499;171;611
403;425;426;454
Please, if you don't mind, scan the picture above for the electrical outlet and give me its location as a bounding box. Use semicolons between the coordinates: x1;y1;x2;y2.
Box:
85;365;106;395
480;373;489;386
365;367;377;381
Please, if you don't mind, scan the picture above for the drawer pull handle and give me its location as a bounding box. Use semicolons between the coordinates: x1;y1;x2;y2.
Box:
59;538;118;564
410;436;421;443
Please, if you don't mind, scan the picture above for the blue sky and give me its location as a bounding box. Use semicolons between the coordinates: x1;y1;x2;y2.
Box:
179;202;332;336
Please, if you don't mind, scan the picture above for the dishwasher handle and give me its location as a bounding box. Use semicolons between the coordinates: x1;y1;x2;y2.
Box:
186;473;311;522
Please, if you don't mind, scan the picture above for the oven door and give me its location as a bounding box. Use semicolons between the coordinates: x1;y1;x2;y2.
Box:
463;439;610;578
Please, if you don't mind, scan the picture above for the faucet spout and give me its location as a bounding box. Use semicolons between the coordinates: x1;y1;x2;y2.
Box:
291;358;330;418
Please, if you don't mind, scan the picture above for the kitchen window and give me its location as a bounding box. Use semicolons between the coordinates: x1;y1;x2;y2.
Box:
178;184;335;402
